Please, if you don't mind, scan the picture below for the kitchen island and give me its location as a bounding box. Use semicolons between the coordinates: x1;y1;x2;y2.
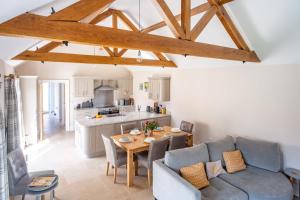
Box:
74;112;171;158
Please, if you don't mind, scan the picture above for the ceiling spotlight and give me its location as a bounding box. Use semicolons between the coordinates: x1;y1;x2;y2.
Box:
62;41;69;46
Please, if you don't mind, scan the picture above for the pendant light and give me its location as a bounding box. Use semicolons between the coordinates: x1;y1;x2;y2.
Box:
136;0;143;63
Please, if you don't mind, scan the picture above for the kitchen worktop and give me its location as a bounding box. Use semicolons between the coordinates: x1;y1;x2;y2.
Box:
75;111;171;127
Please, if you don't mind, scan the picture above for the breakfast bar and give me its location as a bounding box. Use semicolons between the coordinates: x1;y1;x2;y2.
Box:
74;112;171;158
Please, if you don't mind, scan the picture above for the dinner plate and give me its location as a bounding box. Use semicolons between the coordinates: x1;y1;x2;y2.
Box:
153;127;163;132
144;137;155;143
171;128;181;133
129;130;141;135
118;137;131;143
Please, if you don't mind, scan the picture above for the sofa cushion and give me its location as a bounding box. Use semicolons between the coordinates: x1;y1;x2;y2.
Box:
236;137;281;172
201;177;248;200
180;162;209;189
206;136;235;166
223;150;246;173
165;143;209;173
219;166;293;200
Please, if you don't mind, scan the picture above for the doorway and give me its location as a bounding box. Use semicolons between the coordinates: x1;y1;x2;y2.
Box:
38;80;70;141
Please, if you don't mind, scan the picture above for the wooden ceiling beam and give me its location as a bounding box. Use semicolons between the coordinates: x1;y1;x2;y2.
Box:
12;51;177;67
113;10;168;61
207;0;250;50
181;0;191;39
190;6;217;41
89;9;114;25
36;41;61;53
46;0;115;22
0;14;259;62
112;12;118;56
142;3;211;34
103;47;114;57
220;0;234;5
117;49;128;57
153;0;185;39
114;10;139;32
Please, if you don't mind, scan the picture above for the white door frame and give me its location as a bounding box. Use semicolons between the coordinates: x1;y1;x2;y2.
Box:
38;79;70;140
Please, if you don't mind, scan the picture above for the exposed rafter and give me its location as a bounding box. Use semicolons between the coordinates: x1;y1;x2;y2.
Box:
0;13;259;62
12;51;177;67
181;0;191;39
190;6;217;41
153;0;185;39
207;0;250;50
141;3;210;33
0;0;260;65
46;0;115;22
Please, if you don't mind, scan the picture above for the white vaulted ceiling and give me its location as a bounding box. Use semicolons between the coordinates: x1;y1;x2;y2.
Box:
0;0;300;68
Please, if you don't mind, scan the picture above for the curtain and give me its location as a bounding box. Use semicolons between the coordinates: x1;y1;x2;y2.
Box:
4;78;20;153
0;107;9;200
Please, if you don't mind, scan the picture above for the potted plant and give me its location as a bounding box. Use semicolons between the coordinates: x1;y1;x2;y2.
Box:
144;121;158;137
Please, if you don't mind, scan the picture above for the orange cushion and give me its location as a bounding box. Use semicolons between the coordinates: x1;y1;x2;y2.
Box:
223;150;246;173
180;162;209;189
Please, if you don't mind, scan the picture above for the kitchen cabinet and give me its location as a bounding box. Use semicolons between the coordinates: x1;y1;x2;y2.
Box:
74;78;94;98
149;77;170;102
115;79;133;99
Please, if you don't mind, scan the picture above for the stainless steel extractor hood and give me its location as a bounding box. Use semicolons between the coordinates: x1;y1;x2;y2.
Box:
94;80;116;91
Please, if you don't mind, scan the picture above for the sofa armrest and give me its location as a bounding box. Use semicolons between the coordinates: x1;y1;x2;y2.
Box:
153;160;201;200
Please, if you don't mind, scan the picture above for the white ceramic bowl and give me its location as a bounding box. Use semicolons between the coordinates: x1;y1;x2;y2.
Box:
129;130;141;135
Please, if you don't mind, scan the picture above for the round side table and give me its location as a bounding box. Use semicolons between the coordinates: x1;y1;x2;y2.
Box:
27;175;59;200
284;168;300;198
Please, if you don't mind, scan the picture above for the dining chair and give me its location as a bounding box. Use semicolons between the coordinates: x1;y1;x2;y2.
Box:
180;120;194;133
7;148;55;200
136;137;169;186
101;134;128;183
169;135;187;150
121;121;138;134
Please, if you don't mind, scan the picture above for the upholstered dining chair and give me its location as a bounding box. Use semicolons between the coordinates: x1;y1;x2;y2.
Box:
7;148;55;200
101;134;128;183
180;120;194;134
120;121;138;134
169;135;187;151
136;137;169;186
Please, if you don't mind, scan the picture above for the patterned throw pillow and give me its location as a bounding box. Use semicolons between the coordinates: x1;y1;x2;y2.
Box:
223;150;246;173
180;162;209;189
206;160;226;179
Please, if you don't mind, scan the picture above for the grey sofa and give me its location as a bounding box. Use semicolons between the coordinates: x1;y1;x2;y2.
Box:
153;136;293;200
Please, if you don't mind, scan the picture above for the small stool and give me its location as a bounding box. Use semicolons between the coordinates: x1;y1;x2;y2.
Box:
284;168;300;198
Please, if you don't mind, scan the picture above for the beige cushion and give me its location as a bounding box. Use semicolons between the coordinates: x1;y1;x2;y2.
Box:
180;162;209;189
223;150;246;173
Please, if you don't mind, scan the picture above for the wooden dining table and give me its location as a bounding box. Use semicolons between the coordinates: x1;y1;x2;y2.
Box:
111;126;193;187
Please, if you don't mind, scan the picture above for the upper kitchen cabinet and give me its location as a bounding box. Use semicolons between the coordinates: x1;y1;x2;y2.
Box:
149;77;170;102
74;78;94;98
115;79;133;99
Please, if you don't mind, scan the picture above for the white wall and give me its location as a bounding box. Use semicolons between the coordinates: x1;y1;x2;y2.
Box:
20;76;38;145
132;64;300;169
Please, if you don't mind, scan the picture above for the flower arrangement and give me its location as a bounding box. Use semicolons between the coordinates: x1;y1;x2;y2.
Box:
144;120;158;136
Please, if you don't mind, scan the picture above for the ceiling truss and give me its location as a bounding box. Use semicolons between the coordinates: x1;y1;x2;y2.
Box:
0;0;260;67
